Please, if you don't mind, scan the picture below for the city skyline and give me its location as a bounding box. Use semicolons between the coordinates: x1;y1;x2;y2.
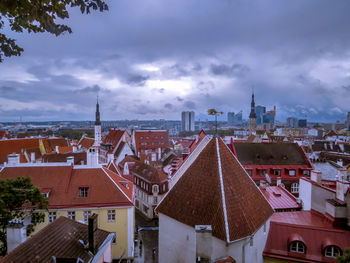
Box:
1;1;350;122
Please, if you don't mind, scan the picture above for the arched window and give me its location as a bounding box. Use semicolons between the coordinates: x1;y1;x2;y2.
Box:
291;183;299;193
325;246;342;258
290;241;305;253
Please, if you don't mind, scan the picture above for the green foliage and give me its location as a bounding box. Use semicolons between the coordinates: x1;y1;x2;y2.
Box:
337;248;350;263
58;129;93;140
0;0;108;62
0;177;48;256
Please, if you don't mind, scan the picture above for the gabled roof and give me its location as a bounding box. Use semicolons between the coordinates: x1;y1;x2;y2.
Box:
157;137;273;243
42;152;87;165
46;137;69;151
0;165;133;209
102;129;125;148
0;138;43;164
0;130;11;139
79;137;95;149
0;216;110;263
233;142;311;166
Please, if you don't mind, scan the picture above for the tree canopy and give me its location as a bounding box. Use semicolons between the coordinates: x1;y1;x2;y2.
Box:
0;177;48;256
0;0;108;62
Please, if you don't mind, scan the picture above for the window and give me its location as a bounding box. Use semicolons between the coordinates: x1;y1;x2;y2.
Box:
246;170;252;176
79;187;89;197
107;210;116;222
162;184;166;192
112;232;117;244
303;170;310;176
154;196;158;204
325;246;341;258
274;170;281;176
67;211;75;220
42;192;49;198
290;241;305;253
143;204;149;214
135;199;139;208
291;183;299;193
260;170;266;176
83;211;91;223
152;185;159;193
48;212;56;223
289;170;296;176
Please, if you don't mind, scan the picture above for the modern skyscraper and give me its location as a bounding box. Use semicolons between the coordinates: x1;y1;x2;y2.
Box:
181;111;195;131
93;97;102;146
234;111;243;125
255;105;266;124
227;112;235;125
287;117;298;128
249;91;257;133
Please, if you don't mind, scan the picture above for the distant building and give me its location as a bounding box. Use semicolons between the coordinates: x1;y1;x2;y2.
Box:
227;112;235;125
93;98;102;147
255;105;266;124
347;112;350;130
298;119;307;128
287;117;298;128
181;111;195;131
234;110;243;125
132;129;168;157
249;91;257;133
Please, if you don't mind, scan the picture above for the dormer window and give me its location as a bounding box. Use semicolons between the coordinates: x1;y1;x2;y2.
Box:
290;241;305;253
79;187;89;197
325;246;342;258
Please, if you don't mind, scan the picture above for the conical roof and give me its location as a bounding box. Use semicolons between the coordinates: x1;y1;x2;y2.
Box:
157;137;273;242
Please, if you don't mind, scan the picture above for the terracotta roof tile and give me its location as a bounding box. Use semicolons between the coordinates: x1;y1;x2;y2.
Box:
79;137;95;149
157;137;273;242
0;216;110;263
260;186;301;211
0;138;43;164
42;152;86;165
0;166;133;209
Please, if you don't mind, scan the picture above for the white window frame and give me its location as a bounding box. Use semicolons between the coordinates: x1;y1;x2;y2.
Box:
325;246;341;258
290;241;305;253
303;170;310;176
67;211;75;220
107;210;116;222
79;187;89;197
152;185;159;193
48;212;56;223
289;170;296;176
291;183;299;193
83;211;91;223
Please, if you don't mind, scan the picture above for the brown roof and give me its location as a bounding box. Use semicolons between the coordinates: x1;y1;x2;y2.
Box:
157;137;273;242
0;138;42;164
0;166;133;209
0;130;11;139
46;137;69;151
134;130;168;153
119;155;167;184
102;129;125;147
42;152;87;165
233;142;310;165
0;216;110;263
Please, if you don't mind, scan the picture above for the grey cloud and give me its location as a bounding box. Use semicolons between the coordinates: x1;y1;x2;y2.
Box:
211;63;250;77
164;103;173;109
184;101;196;109
74;85;101;93
176;97;184;102
125;74;149;86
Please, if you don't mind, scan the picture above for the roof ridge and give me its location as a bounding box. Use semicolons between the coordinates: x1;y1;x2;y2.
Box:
102;167;132;203
215;138;230;243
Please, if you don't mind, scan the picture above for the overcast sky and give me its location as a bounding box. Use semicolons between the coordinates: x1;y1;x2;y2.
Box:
1;0;350;122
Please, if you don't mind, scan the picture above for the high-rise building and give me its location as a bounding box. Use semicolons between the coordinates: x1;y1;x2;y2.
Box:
249;91;257;133
298;119;307;128
287;117;298;128
227;112;235;125
347;112;350;130
93;98;102;146
255;105;266;124
234;111;243;125
181;111;195;131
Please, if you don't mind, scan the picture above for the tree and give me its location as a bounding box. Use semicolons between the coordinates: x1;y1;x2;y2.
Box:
0;177;48;256
0;0;108;62
337;248;350;263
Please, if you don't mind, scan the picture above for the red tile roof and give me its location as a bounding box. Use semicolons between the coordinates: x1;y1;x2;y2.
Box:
79;137;95;149
134;130;168;153
46;137;69;151
0;130;11;139
0;138;43;164
157;137;273;242
57;146;73;154
260;186;301;211
102;129;125;147
264;211;350;263
0;165;133;209
42;152;87;165
0;216;110;263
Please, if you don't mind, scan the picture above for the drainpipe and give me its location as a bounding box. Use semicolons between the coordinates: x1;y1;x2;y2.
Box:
241;235;253;263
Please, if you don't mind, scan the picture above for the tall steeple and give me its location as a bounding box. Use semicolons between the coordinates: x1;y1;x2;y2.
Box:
249;89;257;133
95;96;101;126
93;96;102;147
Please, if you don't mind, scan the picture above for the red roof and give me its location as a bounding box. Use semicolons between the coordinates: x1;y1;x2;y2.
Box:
260;186;301;211
79;137;95;149
0;165;133;209
0;138;42;164
264;211;350;262
0;130;11;139
157;137;273;242
102;129;125;147
134;130;168;153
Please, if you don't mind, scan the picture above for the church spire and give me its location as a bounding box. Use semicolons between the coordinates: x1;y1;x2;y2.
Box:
95;96;101;126
249;89;256;119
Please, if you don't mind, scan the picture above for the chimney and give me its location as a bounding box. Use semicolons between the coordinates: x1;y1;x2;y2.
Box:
195;225;212;262
158;147;161;160
55;146;59;153
260;180;267;189
337;167;347;181
87;147;99;167
72;146;77;153
7;219;27;253
123;162;129;175
310;170;322;184
67;156;74;165
276;178;282;186
107;153;114;163
88;214;98;254
336;178;350;202
30;152;35;163
7;154;20;166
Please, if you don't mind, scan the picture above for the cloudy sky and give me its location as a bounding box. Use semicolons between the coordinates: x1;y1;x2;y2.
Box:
1;0;350;122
